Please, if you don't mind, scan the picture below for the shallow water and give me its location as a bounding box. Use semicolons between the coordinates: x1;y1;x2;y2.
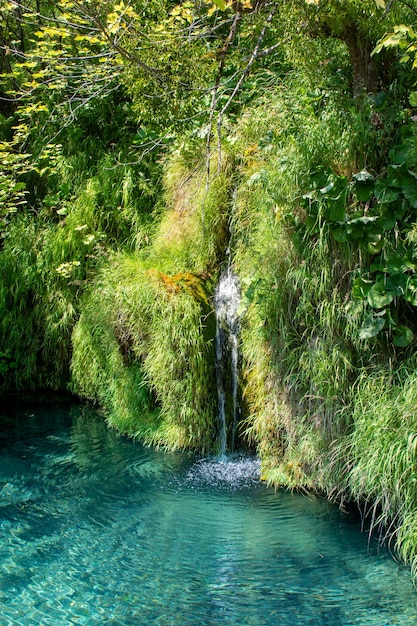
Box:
0;402;416;625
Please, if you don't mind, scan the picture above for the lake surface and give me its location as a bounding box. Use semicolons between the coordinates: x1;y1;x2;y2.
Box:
0;401;416;625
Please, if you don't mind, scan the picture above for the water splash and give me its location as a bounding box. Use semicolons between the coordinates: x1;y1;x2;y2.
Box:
214;266;240;455
182;455;261;491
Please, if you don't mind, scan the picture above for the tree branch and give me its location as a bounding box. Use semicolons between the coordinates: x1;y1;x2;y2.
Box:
203;9;243;239
216;5;277;170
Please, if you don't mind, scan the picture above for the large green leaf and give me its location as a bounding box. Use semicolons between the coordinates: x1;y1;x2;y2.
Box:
310;168;331;190
386;273;407;295
319;174;347;199
347;222;369;240
352;170;374;201
331;225;348;242
388;163;417;188
325;199;346;223
352;275;373;299
348;215;379;225
367;281;395;308
380;215;396;231
352;170;374;183
389;144;410;165
387;252;413;274
359;315;385;339
320;181;335;194
405;277;417;305
370;253;416;275
403;184;417;208
393;325;414;347
375;179;400;203
346;215;380;243
367;236;384;254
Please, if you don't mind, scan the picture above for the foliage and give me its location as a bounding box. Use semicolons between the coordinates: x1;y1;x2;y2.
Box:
71;252;217;451
0;94;164;390
69;151;231;450
153;151;232;271
4;0;417;583
0;0;288;250
373;23;417;106
301;154;417;347
226;75;360;480
330;363;417;577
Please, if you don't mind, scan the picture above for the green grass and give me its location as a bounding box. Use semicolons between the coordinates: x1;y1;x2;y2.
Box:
69;151;232;451
0;116;164;392
70;251;217;450
326;362;417;576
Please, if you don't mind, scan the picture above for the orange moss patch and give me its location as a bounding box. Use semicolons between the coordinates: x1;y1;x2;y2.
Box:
147;269;211;305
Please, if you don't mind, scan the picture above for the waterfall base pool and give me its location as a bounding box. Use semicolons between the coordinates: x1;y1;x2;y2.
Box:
0;402;416;625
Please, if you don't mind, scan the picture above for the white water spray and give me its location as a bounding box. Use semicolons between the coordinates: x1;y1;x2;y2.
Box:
214;264;240;456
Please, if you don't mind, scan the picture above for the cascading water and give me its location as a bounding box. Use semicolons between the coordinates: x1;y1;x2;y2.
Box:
214;262;240;456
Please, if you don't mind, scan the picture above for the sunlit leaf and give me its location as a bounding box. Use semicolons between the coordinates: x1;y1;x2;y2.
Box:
211;0;227;9
320;182;335;194
352;169;374;201
353;170;374;183
359;315;385;339
352;276;373;299
405;277;417;305
367;236;384;254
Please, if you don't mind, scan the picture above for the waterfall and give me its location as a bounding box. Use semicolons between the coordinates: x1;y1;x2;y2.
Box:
214;263;240;456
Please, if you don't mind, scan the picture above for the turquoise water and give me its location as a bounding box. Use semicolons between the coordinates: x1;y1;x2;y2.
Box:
0;402;416;625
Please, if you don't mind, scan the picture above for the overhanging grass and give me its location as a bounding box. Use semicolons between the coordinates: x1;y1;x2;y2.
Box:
70;252;217;450
329;362;417;576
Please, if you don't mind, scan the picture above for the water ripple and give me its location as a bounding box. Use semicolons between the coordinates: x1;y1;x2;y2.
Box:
0;404;416;625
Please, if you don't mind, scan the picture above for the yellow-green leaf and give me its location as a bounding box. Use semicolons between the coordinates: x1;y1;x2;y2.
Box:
211;0;226;10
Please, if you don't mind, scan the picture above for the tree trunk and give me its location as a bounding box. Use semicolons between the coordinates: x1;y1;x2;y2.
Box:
342;24;378;96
